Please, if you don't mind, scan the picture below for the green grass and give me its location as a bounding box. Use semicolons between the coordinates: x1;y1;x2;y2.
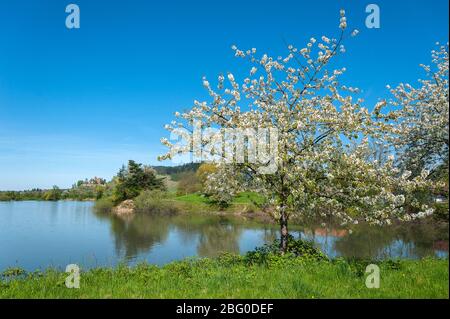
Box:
1;257;448;299
174;192;263;212
175;193;211;204
154;192;264;216
233;192;265;205
175;192;264;205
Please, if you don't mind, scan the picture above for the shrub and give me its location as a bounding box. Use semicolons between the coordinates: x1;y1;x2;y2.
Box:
113;160;165;203
433;202;449;221
196;163;217;189
244;235;328;266
43;186;62;201
134;190;179;215
176;171;201;195
2;267;26;278
94;196;115;213
217;252;244;266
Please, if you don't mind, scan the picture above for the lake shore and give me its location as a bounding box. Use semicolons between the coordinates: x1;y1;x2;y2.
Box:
1;257;448;299
101;193;449;228
97;192;277;224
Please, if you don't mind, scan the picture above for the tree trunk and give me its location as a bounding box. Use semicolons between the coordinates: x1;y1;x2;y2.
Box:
279;208;289;254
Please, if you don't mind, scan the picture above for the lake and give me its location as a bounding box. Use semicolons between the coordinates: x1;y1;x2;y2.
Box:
0;201;448;272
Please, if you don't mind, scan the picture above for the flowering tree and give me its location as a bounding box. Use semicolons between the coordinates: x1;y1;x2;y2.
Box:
159;10;433;253
375;44;449;180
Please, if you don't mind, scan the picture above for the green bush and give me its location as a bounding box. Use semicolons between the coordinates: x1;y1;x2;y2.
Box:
433;202;449;221
176;171;201;195
112;160;165;203
94;196;115;213
244;235;328;266
134;190;179;215
2;267;26;278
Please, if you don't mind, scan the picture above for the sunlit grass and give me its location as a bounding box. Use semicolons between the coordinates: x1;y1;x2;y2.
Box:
1;257;447;299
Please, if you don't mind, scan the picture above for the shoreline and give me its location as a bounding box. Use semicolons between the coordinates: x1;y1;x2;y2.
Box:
0;198;96;202
106;197;449;228
3;198;446;228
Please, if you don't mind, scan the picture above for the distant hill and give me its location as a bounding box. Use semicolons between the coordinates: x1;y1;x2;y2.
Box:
152;163;201;178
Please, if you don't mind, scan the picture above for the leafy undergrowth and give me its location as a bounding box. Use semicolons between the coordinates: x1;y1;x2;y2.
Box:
1;238;448;299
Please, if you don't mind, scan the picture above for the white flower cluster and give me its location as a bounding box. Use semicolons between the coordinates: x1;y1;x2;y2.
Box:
375;43;449;179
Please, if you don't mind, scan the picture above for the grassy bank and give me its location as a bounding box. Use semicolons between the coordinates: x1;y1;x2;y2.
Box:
1;257;448;298
96;188;449;227
167;192;265;215
96;190;269;219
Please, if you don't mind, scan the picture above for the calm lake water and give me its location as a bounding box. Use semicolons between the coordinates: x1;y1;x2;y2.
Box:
0;201;448;272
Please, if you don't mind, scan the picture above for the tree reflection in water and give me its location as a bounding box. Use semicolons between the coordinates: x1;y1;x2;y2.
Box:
332;221;449;259
94;209;448;262
109;214;170;259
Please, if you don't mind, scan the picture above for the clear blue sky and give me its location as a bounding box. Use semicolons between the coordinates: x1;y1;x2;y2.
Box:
0;0;448;190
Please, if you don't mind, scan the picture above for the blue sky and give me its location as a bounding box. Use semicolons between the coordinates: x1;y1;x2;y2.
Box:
0;0;448;190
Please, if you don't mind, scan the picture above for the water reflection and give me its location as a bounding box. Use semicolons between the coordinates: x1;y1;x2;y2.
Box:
196;223;242;257
95;208;448;262
111;215;170;259
95;212;244;260
302;222;449;260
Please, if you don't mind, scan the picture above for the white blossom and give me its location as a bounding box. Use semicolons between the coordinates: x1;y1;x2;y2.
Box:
159;11;440;249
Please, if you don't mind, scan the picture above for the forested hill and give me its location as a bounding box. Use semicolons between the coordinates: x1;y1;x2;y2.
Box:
152;163;200;177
